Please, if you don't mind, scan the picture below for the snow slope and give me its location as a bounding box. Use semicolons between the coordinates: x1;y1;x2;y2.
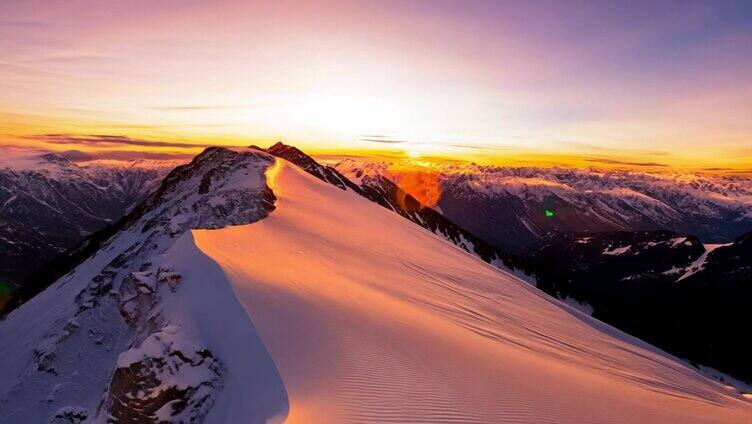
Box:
188;159;752;423
677;243;733;282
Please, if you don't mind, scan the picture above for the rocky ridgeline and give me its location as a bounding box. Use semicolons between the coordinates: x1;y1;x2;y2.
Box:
266;142;518;270
1;148;276;423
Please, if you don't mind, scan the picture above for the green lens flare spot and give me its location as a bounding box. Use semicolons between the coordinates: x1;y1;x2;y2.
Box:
544;209;555;217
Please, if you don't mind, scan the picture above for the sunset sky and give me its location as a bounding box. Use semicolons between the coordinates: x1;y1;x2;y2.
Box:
1;0;751;169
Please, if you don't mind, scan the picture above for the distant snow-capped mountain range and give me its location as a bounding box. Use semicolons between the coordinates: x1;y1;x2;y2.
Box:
334;158;752;254
0;150;174;287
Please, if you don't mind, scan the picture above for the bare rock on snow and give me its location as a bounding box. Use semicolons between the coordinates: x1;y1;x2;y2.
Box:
99;326;223;424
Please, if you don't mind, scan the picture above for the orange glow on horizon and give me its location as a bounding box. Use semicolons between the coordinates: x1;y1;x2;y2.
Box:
2;122;749;174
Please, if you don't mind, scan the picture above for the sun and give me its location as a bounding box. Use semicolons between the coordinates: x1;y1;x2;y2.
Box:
406;149;421;159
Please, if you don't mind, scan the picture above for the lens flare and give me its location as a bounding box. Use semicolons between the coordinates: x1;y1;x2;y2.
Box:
388;169;442;210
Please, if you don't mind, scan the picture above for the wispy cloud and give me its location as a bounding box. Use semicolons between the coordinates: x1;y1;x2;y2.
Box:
0;20;43;28
26;133;243;150
448;143;512;152
562;141;670;156
358;135;409;144
148;105;242;112
585;157;668;167
0;144;192;163
58;149;193;162
147;101;280;112
0;62;74;78
20;53;113;65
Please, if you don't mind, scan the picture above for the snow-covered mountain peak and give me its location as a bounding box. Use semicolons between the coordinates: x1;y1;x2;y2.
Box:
130;146;276;233
0;148;81;178
39;152;76;168
0;146;281;423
